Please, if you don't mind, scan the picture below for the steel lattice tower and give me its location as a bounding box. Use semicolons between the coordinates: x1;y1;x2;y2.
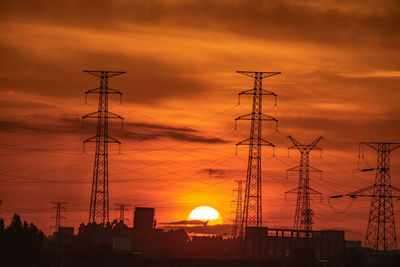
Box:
82;70;125;225
285;136;322;233
115;203;131;224
51;201;67;233
337;142;400;252
235;71;280;237
231;180;243;238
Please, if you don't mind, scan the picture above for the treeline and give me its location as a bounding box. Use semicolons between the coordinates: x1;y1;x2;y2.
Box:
0;214;44;266
0;214;135;266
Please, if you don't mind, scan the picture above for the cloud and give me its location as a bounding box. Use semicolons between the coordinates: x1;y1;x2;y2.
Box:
340;70;400;78
120;129;228;144
279;116;400;145
124;122;196;133
201;168;227;178
0;33;210;103
0;98;55;110
0;120;37;132
159;219;207;225
4;90;15;95
2;0;399;49
0;118;228;144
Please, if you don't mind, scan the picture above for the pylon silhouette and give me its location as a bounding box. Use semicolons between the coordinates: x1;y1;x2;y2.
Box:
235;71;280;237
82;70;125;225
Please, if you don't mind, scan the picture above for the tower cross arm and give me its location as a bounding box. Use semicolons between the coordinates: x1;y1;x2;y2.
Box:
83;70;126;78
82;111;123;120
285;186;321;195
85;87;123;95
83;135;121;144
239;89;277;96
345;185;400;199
389;185;400;198
106;111;124;120
287;165;322;173
236;71;281;78
82;111;99;119
107;88;123;95
308;187;322;195
285;187;300;195
391;143;400;152
51;206;66;210
235;113;278;122
288;136;323;152
237;89;278;106
85;87;101;94
346;185;374;198
309;136;323;150
360;142;400;152
236;138;275;147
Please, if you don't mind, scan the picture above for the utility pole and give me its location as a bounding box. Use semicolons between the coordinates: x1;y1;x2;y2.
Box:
331;142;400;254
231;180;243;238
83;70;125;225
235;71;280;238
50;202;67;234
114;203;131;224
285;136;322;236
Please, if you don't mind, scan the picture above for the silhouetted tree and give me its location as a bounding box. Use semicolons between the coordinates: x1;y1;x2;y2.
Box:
76;222;113;259
0;218;4;232
0;214;44;266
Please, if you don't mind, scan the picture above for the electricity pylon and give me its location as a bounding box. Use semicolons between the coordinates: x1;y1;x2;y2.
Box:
235;71;280;238
114;203;131;224
285;136;322;234
332;142;400;253
50;202;67;233
231;180;243;238
82;70;125;225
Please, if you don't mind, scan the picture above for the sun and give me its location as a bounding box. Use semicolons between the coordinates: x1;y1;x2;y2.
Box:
188;206;222;225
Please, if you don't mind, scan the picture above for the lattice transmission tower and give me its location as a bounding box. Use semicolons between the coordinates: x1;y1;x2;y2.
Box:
231;180;243;238
50;201;67;233
332;142;400;253
285;136;322;234
82;70;125;225
115;203;131;224
235;71;280;238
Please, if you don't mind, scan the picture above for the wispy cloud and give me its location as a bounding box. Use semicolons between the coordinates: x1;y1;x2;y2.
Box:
159;219;207;226
340;70;400;78
201;168;227;178
0;118;228;144
125;122;196;133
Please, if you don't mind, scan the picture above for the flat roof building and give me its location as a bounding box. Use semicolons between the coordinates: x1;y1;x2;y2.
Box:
134;207;155;231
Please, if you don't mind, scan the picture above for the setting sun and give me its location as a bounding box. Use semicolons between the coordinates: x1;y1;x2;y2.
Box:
188;206;223;225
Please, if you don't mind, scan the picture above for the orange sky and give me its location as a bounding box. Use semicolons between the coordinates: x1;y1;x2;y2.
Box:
1;0;400;242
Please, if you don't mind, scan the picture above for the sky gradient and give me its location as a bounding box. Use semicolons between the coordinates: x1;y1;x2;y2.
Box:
1;0;400;242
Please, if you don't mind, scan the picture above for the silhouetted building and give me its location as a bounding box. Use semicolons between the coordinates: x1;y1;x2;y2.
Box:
245;227;345;264
134;207;155;231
